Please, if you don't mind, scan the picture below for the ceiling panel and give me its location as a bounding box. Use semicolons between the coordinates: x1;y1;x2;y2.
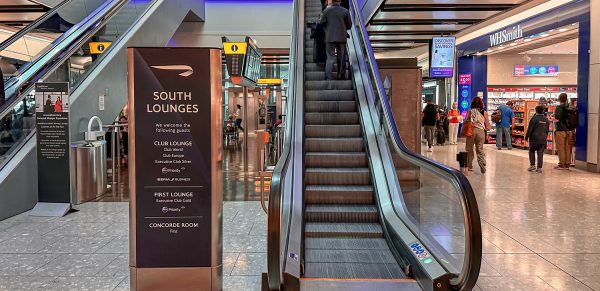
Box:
0;0;48;26
367;0;531;53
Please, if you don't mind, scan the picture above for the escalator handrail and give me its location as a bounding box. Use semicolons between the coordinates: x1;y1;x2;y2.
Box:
0;0;70;52
348;0;482;289
266;0;301;288
0;0;127;118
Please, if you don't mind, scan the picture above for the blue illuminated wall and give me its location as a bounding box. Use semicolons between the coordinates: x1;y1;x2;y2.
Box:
457;56;488;110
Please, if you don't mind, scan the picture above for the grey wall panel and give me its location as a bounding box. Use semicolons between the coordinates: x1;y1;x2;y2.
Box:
69;0;205;141
0;139;38;221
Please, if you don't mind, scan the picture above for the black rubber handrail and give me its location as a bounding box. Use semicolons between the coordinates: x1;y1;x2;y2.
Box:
348;0;482;289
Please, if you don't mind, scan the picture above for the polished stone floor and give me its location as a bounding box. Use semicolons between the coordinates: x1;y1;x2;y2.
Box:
424;142;600;291
0;202;266;291
1;140;599;290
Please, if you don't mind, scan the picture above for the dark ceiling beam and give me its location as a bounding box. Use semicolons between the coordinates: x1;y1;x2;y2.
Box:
382;4;515;11
370;19;480;25
0;5;49;13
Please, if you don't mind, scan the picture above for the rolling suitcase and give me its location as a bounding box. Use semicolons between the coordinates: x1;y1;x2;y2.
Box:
436;128;446;145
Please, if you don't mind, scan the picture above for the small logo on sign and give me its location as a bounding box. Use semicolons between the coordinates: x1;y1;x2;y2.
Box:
151;65;194;77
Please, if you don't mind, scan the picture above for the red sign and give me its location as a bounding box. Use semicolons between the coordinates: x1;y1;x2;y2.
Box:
514;65;525;76
459;74;472;85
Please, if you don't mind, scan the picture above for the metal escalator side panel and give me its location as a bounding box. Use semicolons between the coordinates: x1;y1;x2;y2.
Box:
345;0;483;289
266;0;304;289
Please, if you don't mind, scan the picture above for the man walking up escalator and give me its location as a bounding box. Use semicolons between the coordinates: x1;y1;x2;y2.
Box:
319;0;352;80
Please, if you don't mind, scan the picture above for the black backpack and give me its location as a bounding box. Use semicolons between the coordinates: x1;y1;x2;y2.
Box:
563;107;579;131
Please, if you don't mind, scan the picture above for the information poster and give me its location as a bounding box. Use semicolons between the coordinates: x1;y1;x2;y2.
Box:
430;37;456;78
458;74;472;118
35;82;70;203
130;48;216;268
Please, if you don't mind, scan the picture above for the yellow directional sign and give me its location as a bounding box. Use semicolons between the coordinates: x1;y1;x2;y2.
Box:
89;42;112;54
257;78;282;85
223;42;247;55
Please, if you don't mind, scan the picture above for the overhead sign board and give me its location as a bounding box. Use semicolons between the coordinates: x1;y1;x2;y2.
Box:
223;42;247;55
89;42;112;54
429;37;456;78
514;65;559;77
257;78;281;85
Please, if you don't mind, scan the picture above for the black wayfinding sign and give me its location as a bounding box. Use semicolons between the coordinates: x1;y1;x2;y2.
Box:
129;47;222;272
35;82;70;203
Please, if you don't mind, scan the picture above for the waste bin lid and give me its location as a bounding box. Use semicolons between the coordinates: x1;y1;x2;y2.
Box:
70;140;107;148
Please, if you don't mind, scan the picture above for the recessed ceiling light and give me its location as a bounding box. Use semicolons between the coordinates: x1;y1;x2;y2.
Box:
540;33;549;37
487;49;493;53
549;29;555;32
499;46;505;49
524;39;532;42
510;43;517;46
476;52;483;56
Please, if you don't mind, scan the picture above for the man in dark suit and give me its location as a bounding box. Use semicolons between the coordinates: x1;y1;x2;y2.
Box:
319;0;352;80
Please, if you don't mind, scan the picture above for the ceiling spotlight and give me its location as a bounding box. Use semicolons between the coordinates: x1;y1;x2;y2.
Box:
487;49;493;53
540;33;549;37
476;52;483;56
499;46;505;49
524;39;532;42
510;43;517;46
549;29;555;33
559;28;568;32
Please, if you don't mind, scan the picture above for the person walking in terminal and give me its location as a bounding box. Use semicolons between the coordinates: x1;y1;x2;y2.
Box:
234;104;244;133
319;0;352;80
554;93;574;170
447;102;461;145
465;97;490;174
525;105;550;173
495;100;515;150
421;100;439;152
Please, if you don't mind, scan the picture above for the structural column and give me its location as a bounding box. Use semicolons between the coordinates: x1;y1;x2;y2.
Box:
588;0;600;172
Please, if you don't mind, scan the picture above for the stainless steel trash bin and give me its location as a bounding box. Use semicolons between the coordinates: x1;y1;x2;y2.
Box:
70;140;107;204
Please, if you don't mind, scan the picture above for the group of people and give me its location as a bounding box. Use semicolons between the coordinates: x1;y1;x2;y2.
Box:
421;101;462;152
461;93;575;174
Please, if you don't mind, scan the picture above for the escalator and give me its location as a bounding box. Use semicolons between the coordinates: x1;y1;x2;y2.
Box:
0;0;201;215
302;0;412;282
266;0;482;290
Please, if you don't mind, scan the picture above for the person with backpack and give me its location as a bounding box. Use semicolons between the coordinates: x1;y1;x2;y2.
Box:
525;106;550;173
493;101;515;150
554;93;577;170
421;101;439;152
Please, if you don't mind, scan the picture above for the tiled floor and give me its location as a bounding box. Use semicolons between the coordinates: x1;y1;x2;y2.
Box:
424;142;600;291
0;202;266;291
2;140;599;290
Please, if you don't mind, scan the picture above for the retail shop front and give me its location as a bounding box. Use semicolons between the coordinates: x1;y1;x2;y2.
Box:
456;0;591;169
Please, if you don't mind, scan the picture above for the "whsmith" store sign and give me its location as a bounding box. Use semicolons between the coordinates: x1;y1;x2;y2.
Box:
489;25;523;46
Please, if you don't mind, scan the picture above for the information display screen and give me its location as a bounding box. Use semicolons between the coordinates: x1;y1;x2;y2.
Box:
429;37;456;78
514;65;559;77
242;39;261;84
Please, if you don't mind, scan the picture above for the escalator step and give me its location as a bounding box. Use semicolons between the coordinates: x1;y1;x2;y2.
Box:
304;262;405;279
305;112;359;125
305;125;361;138
306;80;353;90
306;168;371;185
305;248;397;264
305;62;325;71
305;204;378;222
306;90;354;101
305;152;367;167
306;138;363;152
305;222;383;238
305;238;389;250
305;185;374;204
305;101;356;112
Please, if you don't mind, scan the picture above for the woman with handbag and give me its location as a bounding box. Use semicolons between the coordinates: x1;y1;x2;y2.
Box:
463;97;490;174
